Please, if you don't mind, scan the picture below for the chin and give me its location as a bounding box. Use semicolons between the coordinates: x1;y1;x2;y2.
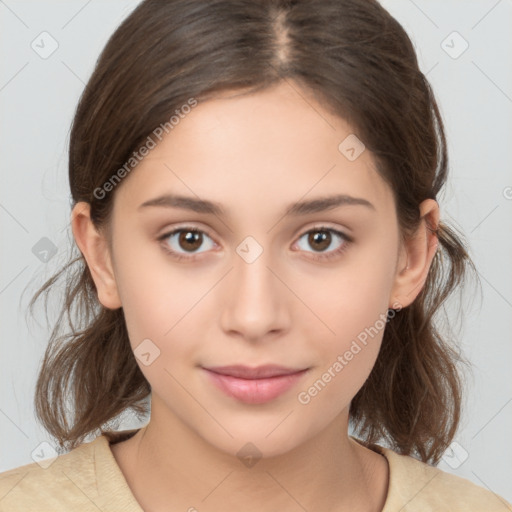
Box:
195;418;313;462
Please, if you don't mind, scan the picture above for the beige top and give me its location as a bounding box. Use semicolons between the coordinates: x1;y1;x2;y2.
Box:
0;428;510;511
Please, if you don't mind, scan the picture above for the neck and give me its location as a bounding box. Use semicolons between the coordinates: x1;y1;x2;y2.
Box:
111;399;389;512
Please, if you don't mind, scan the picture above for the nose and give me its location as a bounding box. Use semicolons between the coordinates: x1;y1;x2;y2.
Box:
219;247;290;343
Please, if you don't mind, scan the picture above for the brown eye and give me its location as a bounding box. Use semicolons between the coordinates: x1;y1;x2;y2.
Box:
295;226;352;261
159;227;216;260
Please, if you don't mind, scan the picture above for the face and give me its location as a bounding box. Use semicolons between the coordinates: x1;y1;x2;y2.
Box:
77;81;420;458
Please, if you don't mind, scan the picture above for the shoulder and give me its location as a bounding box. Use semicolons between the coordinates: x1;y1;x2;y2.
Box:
376;443;512;511
0;436;98;511
0;430;142;512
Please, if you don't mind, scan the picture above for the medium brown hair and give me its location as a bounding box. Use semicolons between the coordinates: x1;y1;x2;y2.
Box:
26;0;478;464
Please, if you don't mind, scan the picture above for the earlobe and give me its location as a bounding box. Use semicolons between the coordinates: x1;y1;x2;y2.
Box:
70;202;122;310
389;199;440;309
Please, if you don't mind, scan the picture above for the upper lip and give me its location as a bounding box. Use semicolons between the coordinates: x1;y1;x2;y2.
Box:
203;364;308;379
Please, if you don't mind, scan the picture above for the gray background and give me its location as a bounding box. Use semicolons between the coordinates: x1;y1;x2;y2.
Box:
1;0;511;504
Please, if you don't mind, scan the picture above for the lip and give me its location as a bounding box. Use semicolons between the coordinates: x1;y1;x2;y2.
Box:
202;365;310;404
204;364;307;379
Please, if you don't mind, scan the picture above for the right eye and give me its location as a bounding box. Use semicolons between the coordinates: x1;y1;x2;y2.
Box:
158;227;217;261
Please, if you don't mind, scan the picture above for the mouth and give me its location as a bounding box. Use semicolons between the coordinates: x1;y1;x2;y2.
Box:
201;364;310;404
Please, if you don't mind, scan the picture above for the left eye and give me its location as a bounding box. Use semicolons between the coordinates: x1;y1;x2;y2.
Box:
294;226;350;259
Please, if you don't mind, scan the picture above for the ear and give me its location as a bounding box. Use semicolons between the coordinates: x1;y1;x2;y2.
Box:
389;198;440;309
70;202;122;310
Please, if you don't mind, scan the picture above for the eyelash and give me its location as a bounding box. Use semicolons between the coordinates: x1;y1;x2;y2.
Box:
157;225;353;262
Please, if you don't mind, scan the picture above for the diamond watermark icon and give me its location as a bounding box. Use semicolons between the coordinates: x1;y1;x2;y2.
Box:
237;442;262;468
32;237;58;263
236;236;263;264
31;441;58;469
338;134;365;161
134;338;161;366
441;31;469;60
441;440;469;469
31;31;59;59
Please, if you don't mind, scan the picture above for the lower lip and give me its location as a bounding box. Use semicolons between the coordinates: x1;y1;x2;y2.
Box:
203;368;309;404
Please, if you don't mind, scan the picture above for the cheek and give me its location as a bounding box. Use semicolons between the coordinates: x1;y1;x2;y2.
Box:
293;246;395;402
295;293;388;419
298;248;395;347
113;244;233;396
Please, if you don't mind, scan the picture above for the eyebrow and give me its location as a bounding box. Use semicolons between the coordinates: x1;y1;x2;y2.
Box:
138;193;375;216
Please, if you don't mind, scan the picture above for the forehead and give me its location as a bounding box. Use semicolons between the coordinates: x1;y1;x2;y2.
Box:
113;81;394;220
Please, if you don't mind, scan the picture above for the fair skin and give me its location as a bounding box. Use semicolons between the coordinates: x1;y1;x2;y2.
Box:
71;81;439;512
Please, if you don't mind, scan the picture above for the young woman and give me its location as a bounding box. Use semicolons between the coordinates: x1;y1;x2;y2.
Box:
1;0;510;510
